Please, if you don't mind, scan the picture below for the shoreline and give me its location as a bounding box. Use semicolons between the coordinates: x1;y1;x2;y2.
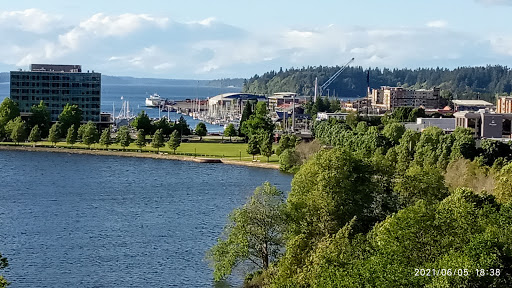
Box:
0;145;280;170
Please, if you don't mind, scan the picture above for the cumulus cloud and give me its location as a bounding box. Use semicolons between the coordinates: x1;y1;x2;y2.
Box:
0;9;507;78
0;9;61;34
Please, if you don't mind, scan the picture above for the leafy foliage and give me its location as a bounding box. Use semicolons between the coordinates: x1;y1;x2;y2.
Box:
131;111;153;136
66;125;78;145
7;116;27;144
81;122;99;148
224;123;237;142
134;129;146;150
58;104;82;137
151;129;165;152
99;127;112;148
167;130;181;153
0;98;20;139
116;126;132;149
28;125;41;143
28;101;51;138
207;182;286;281
194;122;207;140
48;122;60;145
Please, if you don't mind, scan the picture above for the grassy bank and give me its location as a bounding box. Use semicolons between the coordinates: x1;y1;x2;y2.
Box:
0;141;280;167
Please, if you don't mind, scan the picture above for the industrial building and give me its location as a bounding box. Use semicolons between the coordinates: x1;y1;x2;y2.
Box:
267;92;306;112
404;117;456;133
206;93;266;122
369;86;440;111
10;64;102;122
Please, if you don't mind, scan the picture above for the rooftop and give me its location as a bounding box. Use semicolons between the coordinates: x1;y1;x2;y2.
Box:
452;100;494;106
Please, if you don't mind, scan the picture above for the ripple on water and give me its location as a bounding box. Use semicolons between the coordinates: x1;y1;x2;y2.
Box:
0;150;292;287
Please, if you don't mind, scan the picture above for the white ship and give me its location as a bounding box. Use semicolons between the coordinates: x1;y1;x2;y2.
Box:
145;93;165;107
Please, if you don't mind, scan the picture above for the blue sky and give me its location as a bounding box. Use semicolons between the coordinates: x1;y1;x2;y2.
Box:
1;0;512;79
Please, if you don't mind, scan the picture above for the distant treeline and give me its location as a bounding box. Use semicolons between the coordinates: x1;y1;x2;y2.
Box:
242;65;512;102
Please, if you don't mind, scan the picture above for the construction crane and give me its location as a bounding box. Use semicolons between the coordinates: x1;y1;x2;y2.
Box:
314;57;354;101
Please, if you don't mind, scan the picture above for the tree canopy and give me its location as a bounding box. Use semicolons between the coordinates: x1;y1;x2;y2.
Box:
58;104;82;137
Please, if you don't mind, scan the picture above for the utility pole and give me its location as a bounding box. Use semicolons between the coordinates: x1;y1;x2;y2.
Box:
292;94;295;133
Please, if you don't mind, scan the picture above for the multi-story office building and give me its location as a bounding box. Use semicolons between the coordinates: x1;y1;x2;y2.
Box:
497;96;512;114
369;86;440;111
10;64;101;122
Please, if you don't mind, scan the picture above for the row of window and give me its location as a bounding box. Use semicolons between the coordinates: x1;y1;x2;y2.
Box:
11;74;100;82
11;89;101;95
12;82;100;88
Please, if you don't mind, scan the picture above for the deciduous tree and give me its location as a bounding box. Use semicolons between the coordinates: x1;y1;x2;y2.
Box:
66;125;77;146
99;126;112;148
207;182;286;281
58;104;82;137
116;126;132;150
194;122;207;141
28;125;41;144
224;123;237;142
134;129;146;151
48;122;60;146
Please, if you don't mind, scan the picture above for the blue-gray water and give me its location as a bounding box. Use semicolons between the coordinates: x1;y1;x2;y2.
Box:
0;150;293;287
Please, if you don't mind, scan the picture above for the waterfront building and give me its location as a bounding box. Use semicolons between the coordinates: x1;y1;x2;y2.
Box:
497;96;512;114
452;100;494;112
207;93;265;122
10;64;101;122
369;86;440;111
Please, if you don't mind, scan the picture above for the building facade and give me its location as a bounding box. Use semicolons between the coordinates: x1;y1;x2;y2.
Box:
10;64;101;122
497;96;512;114
369;86;440;111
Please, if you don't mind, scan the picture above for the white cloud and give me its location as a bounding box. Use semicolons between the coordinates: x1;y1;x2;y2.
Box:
426;20;447;28
0;9;61;34
0;10;506;78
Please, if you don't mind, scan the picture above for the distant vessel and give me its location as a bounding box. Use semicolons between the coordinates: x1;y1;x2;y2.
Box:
145;93;165;107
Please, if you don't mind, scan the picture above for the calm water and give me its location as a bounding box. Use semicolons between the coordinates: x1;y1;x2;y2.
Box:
0;82;241;133
0;150;293;287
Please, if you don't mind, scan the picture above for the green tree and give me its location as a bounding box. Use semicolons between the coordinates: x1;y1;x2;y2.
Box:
153;117;173;137
134;129;146;151
241;102;274;139
382;122;406;145
345;111;359;129
131;111;153;136
0;252;8;288
48;122;60;146
495;162;512;203
28;100;51;138
116;126;132;150
279;148;300;173
6;116;27;144
80;122;99;148
259;132;273;162
224;123;237;142
394;164;449;207
99;127;112;148
151;129;165;153
195;122;207;141
247;135;260;160
66;125;78;146
58;104;82;137
276;134;299;156
167;130;181;153
0;98;20;139
207;182;286;281
28;125;41;144
239;101;254;139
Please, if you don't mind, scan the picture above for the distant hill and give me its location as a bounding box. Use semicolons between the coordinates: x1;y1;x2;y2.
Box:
243;65;512;103
0;72;245;88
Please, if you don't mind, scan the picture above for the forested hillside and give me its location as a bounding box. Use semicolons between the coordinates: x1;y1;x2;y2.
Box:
242;65;512;102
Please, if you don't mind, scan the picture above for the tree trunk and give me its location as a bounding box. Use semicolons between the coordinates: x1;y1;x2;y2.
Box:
262;242;269;270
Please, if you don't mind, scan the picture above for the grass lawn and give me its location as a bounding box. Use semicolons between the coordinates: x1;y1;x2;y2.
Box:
0;141;279;163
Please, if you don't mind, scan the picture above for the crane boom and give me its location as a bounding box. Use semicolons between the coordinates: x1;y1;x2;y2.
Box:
319;57;354;97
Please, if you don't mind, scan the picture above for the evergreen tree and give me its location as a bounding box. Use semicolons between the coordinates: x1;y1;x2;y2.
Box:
48;122;60;146
247;135;260;160
116;126;132;150
29;101;51;138
131;111;153;136
167;130;181;154
81;121;99;148
239;101;254;139
134;129;146;151
151;129;165;153
66;124;77;146
28;125;41;144
99;126;112;148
